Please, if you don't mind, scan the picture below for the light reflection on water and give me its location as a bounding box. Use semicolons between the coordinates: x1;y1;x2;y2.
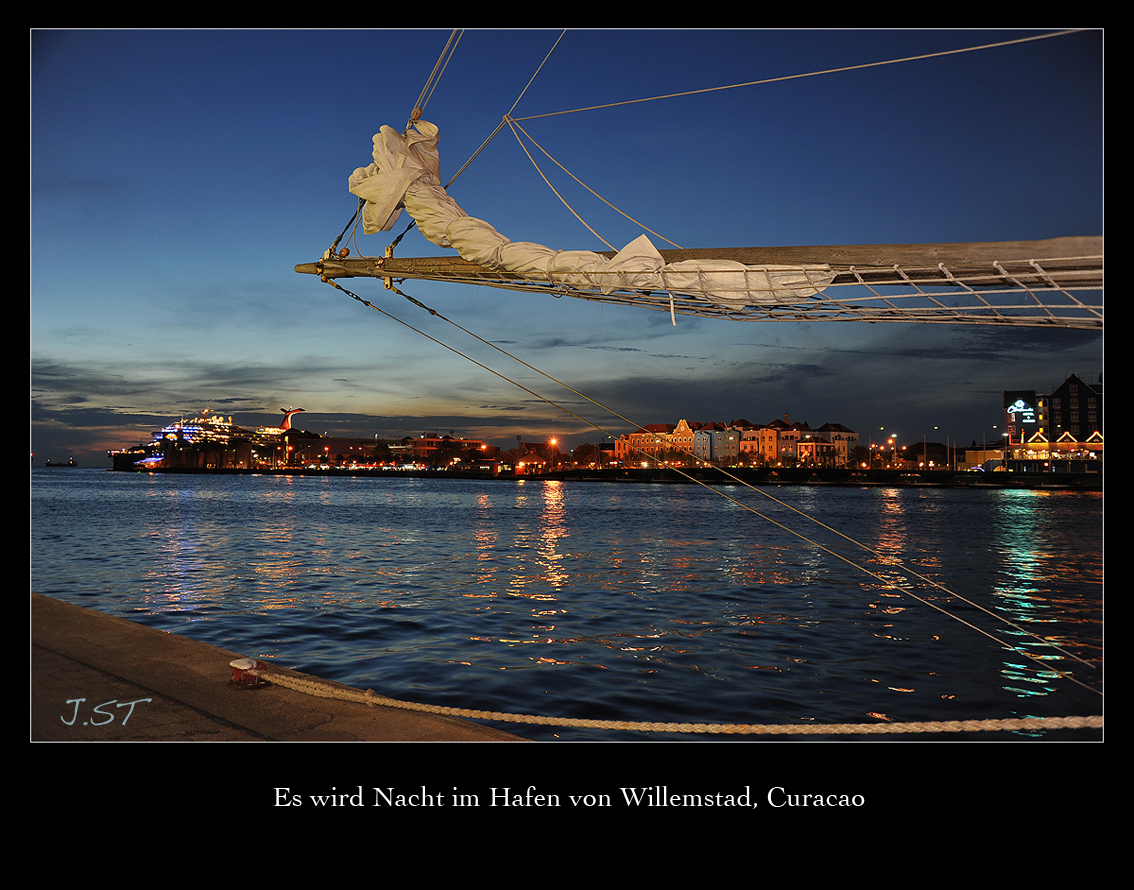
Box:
982;489;1103;702
31;470;1102;740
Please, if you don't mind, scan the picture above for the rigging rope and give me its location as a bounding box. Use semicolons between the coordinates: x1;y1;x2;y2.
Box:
456;30;1099;310
425;30;1088;196
319;274;1100;697
333;30;1098;330
408;28;463;128
503;29;566;121
435;30;567;193
504;116;616;251
510;30;1087;123
336;30;469;261
505;115;683;249
311;30;1100;733
338;30;570;265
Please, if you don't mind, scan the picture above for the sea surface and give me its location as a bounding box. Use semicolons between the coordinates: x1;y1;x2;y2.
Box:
30;468;1103;741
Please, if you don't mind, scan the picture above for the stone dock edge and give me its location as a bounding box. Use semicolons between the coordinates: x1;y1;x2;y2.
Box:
30;593;523;742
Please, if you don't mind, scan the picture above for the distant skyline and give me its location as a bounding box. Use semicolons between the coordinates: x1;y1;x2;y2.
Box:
31;29;1102;466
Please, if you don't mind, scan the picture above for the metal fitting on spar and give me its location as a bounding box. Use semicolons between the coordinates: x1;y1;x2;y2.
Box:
230;657;270;687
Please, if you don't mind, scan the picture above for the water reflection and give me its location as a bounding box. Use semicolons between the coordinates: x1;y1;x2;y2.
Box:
142;482;212;614
537;481;569;591
874;487;911;557
471;491;498;587
32;471;1102;737
501;481;570;598
987;490;1102;697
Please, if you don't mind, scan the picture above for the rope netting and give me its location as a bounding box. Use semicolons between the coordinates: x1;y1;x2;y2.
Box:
289;31;1103;738
314;29;1100;331
312;247;1102;329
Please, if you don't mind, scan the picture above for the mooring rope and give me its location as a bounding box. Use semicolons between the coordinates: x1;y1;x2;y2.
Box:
256;667;1101;736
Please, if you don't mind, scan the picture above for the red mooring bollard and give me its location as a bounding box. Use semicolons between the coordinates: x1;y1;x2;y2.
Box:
229;657;269;687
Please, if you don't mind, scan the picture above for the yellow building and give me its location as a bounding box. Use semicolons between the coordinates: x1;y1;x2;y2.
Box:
616;424;675;464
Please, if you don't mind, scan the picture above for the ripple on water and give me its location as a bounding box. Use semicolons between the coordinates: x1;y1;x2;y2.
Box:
32;471;1102;739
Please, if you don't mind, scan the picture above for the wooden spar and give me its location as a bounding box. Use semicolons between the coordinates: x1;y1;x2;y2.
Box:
296;236;1102;290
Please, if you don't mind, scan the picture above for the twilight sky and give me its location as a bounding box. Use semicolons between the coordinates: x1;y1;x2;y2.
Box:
31;29;1102;466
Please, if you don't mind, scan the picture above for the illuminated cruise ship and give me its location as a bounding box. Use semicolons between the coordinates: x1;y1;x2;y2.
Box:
108;407;498;473
108;407;313;471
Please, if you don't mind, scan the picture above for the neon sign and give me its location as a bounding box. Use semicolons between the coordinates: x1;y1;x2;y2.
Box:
1003;391;1037;426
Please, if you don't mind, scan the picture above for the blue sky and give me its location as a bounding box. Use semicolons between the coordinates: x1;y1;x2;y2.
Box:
31;29;1102;465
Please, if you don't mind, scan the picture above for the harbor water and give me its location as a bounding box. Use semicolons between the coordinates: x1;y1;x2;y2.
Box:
30;468;1103;741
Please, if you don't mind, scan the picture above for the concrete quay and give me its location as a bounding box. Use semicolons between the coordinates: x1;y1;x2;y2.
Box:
31;593;522;742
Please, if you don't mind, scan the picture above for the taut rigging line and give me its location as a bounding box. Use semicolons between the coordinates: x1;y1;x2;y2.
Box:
318;273;1100;697
315;29;1098;695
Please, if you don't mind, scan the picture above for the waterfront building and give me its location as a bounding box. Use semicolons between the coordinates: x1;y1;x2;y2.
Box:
1038;373;1102;441
728;419;761;463
712;428;741;464
750;426;781;464
816;423;859;465
992;372;1104;469
405;434;489;465
291;437;381;468
737;427;762;460
669;419;701;457
693;426;739;464
613;413;857;468
1003;388;1039;446
617;424;676;464
1014;429;1103;463
690;423;723;461
796;433;833;466
766;415;813;464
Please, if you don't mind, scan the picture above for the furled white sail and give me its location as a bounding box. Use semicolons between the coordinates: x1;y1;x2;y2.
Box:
348;121;834;308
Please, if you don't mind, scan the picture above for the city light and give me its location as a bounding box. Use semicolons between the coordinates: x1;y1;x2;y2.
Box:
108;381;1101;478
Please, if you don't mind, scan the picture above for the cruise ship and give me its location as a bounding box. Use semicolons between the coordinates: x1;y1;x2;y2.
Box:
108;407;321;471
